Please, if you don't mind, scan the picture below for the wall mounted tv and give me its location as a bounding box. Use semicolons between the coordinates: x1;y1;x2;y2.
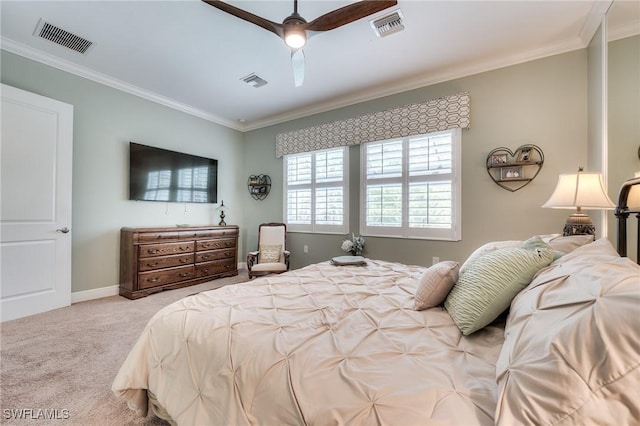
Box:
129;142;218;203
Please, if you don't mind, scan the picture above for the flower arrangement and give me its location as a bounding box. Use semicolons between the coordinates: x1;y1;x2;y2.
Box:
341;233;365;256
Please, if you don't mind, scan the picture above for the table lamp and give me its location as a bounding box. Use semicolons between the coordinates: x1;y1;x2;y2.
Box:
216;200;227;226
542;167;615;236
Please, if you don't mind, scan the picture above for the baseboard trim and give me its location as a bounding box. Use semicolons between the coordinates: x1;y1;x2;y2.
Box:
71;263;246;304
71;285;119;304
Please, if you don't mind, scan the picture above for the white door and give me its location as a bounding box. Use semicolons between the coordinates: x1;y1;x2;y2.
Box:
1;84;73;322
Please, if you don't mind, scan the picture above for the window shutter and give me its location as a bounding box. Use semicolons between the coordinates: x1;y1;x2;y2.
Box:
284;147;348;233
361;129;461;240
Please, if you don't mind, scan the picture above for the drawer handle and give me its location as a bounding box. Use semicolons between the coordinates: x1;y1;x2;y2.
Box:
202;269;209;274
179;246;189;251
146;262;159;267
178;273;190;277
147;277;159;283
147;249;160;254
225;251;232;256
202;255;210;260
179;259;189;263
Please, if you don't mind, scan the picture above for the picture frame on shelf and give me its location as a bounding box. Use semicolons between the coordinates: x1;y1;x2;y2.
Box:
517;147;532;162
490;154;508;165
501;166;523;180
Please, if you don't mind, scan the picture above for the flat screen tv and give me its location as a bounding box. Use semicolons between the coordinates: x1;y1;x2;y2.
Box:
129;142;218;203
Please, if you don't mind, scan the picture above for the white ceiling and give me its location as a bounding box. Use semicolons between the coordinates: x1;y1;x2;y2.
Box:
1;1;638;131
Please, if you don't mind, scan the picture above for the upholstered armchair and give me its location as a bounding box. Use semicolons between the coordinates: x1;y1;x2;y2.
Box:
247;223;290;279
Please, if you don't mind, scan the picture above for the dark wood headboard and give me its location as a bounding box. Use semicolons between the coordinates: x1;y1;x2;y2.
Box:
614;176;640;263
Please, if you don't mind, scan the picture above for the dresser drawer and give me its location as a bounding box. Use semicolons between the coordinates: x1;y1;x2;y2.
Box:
195;248;235;263
195;259;236;278
196;238;236;251
120;225;239;299
137;231;182;243
179;228;239;239
138;253;194;272
139;241;194;258
138;265;194;289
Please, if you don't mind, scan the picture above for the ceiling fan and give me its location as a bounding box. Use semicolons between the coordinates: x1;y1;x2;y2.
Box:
202;0;398;87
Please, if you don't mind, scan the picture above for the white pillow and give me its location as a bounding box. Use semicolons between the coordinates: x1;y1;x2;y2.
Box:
414;261;459;310
459;240;522;276
541;234;594;256
495;238;640;425
258;244;282;263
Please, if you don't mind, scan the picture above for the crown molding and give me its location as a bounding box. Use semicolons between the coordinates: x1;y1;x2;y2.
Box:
578;0;613;45
245;1;621;131
4;6;630;135
0;37;244;132
243;37;587;131
608;21;640;42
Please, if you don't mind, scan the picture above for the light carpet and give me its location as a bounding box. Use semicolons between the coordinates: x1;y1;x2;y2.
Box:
0;272;250;425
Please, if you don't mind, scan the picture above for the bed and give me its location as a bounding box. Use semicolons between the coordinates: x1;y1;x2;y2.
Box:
113;181;640;425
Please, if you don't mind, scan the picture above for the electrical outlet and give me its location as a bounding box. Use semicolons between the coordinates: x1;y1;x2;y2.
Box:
432;256;440;265
304;245;309;253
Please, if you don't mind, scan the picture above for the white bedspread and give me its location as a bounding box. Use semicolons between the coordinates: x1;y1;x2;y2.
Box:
113;259;505;425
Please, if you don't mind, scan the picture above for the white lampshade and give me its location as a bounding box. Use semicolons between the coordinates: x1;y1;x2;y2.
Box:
543;170;615;237
628;171;640;210
542;172;615;210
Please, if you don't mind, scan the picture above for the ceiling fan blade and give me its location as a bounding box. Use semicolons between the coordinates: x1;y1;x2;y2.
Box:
202;0;283;37
305;1;397;32
291;49;305;87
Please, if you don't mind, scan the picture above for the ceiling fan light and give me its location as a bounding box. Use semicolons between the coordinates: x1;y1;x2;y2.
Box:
284;30;306;49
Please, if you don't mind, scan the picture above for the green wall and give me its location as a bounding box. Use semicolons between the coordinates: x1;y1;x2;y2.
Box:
242;50;589;269
5;36;635;295
607;35;640;261
1;51;244;294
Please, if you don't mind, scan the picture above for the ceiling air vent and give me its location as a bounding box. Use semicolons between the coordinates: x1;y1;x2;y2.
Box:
240;73;268;88
34;19;93;54
370;10;404;38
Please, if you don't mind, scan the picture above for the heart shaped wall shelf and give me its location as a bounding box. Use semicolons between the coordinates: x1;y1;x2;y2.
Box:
486;144;544;192
247;174;272;200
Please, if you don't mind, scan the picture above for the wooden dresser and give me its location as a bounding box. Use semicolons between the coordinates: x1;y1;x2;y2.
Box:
119;225;239;299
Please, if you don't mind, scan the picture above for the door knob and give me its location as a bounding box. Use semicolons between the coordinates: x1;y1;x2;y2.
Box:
56;227;70;234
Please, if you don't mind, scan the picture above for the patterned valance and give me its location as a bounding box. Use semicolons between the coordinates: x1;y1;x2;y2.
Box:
275;92;470;157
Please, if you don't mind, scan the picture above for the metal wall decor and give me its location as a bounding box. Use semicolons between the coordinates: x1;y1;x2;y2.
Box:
486;144;544;192
247;174;271;200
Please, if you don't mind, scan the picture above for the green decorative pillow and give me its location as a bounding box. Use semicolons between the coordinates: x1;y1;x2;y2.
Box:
259;244;282;263
444;237;554;335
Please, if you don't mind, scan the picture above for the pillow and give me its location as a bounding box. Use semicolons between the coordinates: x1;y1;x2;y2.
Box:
258;244;282;263
459;240;522;275
444;237;554;335
542;234;594;255
495;238;640;425
414;261;459;310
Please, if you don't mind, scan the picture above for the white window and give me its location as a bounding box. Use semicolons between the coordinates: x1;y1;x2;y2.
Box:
284;147;348;233
360;129;461;240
